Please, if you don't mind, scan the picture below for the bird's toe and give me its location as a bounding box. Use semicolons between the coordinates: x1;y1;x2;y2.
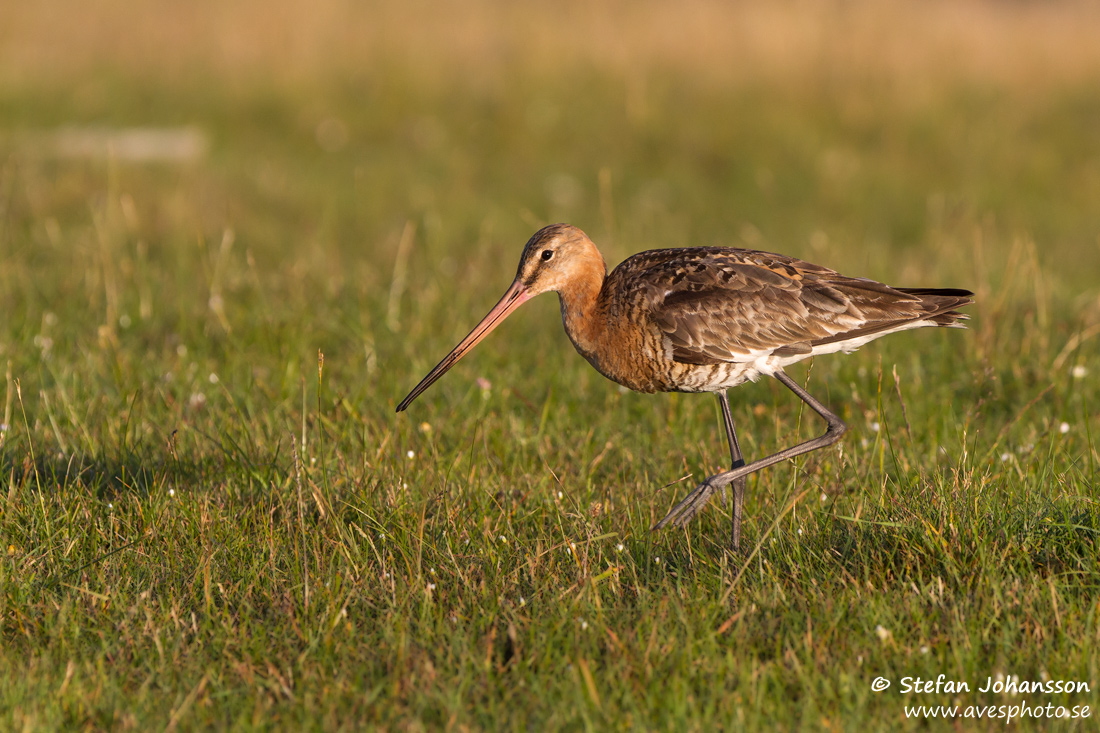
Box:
654;477;721;530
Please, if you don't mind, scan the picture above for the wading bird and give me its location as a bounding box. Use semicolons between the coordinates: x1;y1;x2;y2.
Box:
397;224;972;550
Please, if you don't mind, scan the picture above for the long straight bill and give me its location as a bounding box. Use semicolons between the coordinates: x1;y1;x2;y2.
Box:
396;280;532;412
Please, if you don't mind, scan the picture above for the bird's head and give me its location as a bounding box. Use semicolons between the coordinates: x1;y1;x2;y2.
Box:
396;224;604;412
513;223;606;297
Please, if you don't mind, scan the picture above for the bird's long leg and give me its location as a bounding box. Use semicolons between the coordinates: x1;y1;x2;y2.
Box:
653;369;847;531
716;390;747;551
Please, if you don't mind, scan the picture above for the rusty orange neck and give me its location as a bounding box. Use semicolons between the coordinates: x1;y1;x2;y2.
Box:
556;250;607;360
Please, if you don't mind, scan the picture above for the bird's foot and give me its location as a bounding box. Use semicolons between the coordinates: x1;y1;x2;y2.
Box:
652;475;726;531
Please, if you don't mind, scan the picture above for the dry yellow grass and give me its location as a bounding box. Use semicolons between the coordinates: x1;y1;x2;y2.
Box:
3;0;1100;91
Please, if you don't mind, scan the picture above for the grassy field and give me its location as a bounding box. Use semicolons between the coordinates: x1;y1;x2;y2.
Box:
2;1;1099;729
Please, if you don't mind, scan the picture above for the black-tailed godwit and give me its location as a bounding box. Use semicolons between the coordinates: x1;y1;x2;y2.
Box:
397;224;972;549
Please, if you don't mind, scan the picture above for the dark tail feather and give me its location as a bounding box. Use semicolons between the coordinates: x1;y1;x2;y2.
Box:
899;287;974;328
897;287;974;298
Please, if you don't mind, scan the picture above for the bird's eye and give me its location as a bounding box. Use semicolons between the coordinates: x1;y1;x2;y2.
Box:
541;249;554;261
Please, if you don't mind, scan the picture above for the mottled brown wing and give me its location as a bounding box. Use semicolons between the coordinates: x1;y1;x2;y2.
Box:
612;248;963;366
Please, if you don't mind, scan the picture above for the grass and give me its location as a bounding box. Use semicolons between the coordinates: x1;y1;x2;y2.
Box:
2;1;1100;729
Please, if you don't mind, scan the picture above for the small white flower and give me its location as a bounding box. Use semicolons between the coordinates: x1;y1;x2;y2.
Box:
208;372;219;384
920;645;930;655
0;423;7;432
798;528;803;535
615;543;624;552
870;421;881;433
429;567;435;575
580;619;588;630
874;624;891;641
427;583;436;591
820;493;828;502
406;450;415;459
1072;365;1087;379
108;503;114;509
1000;452;1011;462
168;488;175;497
654;556;661;564
499;535;507;543
1059;422;1070;434
519;597;526;606
557;491;563;500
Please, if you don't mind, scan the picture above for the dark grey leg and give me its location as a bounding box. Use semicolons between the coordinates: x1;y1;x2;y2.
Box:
653;369;846;532
716;391;747;551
